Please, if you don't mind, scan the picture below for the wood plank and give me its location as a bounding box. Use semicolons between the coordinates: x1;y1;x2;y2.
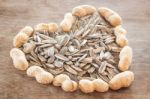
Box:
0;0;150;99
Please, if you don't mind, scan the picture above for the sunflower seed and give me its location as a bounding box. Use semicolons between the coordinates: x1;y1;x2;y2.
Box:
70;65;83;72
91;63;99;68
39;44;53;48
106;63;115;68
74;28;84;37
113;68;120;74
107;59;116;64
93;47;105;53
41;39;57;44
87;33;102;39
83;64;91;70
80;40;87;46
38;54;46;62
98;61;107;74
101;71;108;76
100;51;105;60
47;47;54;56
104;52;112;59
87;67;95;73
36;32;53;40
80;49;89;53
78;71;87;76
72;39;80;49
81;57;93;63
78;54;88;62
106;67;116;76
47;56;55;63
71;57;80;61
54;60;64;68
45;63;55;69
65;61;73;65
82;29;90;38
20;12;122;82
48;68;64;75
93;57;101;65
55;54;69;61
105;39;114;44
107;73;113;79
61;34;70;46
64;65;78;75
77;76;95;81
59;47;68;54
68;46;75;53
98;73;109;82
111;47;122;52
29;60;41;66
79;63;87;68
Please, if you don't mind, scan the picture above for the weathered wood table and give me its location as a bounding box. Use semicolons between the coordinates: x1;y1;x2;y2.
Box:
0;0;150;99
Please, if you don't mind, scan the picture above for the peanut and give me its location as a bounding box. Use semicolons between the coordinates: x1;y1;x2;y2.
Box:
53;74;78;92
60;13;75;32
26;66;43;77
79;79;94;93
114;26;128;47
48;23;58;33
10;48;28;70
27;66;54;84
13;26;33;47
79;79;109;93
116;35;128;47
23;43;35;53
98;7;122;27
92;79;109;92
35;23;49;33
13;32;29;47
35;23;58;33
35;71;54;84
61;79;78;92
119;46;133;71
20;26;34;37
53;74;70;86
72;5;96;17
114;25;127;35
109;71;134;90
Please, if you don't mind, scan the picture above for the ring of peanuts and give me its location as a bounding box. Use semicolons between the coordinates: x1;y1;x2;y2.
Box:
10;5;134;93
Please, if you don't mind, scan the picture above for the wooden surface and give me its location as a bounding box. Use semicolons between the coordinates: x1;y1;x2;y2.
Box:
0;0;150;99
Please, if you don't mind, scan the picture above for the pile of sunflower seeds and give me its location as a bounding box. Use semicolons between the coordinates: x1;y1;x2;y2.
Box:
21;12;122;82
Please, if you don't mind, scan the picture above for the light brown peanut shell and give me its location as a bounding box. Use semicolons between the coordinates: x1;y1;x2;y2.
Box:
109;71;134;90
23;43;35;53
35;71;54;84
72;5;96;17
13;32;29;47
92;79;109;92
61;80;78;92
53;74;70;86
20;26;34;37
60;13;75;32
79;79;94;93
48;23;58;33
119;46;133;71
114;25;128;47
10;48;29;70
26;66;44;77
114;25;127;35
35;23;49;33
98;7;122;27
116;34;128;47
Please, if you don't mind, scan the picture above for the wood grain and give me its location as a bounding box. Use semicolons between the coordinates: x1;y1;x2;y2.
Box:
0;0;150;99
